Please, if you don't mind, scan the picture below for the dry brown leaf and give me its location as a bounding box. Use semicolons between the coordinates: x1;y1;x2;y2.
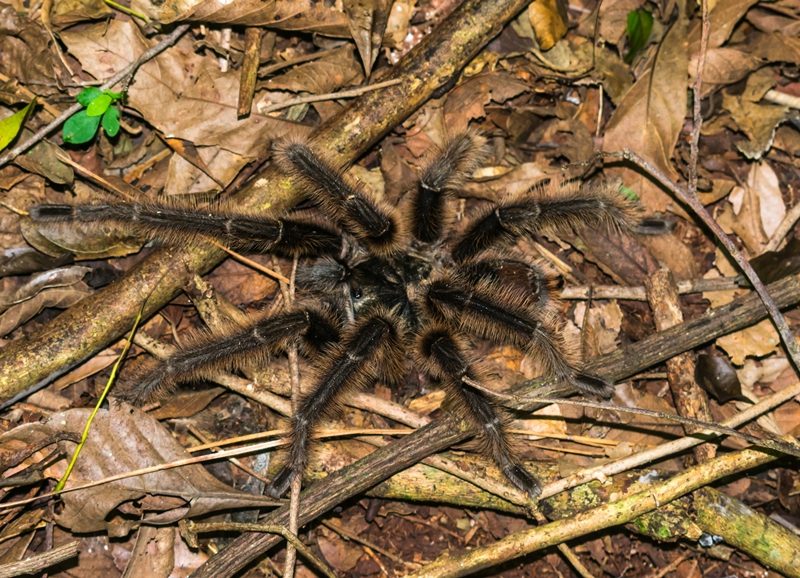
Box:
719;161;785;254
722;92;789;160
0;283;92;336
528;0;568;51
60;20;295;195
343;0;392;76
690;47;762;92
717;318;780;365
47;0;112;28
317;528;364;572
603;13;688;214
443;72;528;133
0;6;67;97
706;249;780;364
597;0;643;46
0;400;275;535
163;0;350;37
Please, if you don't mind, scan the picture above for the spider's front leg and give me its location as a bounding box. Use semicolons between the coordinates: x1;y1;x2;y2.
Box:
120;308;340;405
267;308;404;498
418;327;541;497
277;143;401;254
409;131;487;243
452;181;638;263
28;203;342;257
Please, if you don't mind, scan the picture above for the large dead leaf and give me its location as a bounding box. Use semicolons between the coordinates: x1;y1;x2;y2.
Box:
603;14;688;214
159;0;351;37
60;20;295;194
0;6;67;97
0;400;275;535
265;45;363;94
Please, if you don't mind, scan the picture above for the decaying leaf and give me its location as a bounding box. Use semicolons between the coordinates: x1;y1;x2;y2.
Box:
0;400;275;535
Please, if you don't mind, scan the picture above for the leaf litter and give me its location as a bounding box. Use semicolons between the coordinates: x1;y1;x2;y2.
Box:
0;0;799;576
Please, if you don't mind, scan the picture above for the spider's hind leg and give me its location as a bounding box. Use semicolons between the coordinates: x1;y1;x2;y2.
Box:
423;272;614;398
119;308;340;405
417;327;541;497
267;308;405;498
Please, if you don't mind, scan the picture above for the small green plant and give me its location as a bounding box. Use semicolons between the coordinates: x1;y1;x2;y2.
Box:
63;88;124;145
0;98;36;152
624;9;654;64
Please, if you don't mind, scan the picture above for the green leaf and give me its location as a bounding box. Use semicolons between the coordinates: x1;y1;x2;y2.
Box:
101;106;120;137
86;93;113;117
0;99;36;152
76;87;103;107
63;110;101;144
105;90;124;102
624;9;653;64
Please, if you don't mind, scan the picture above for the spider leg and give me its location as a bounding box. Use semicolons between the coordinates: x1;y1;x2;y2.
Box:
424;273;613;397
459;257;549;307
410;131;486;243
452;182;637;262
417;327;540;497
120;308;340;405
28;203;341;257
277;143;400;254
267;309;404;498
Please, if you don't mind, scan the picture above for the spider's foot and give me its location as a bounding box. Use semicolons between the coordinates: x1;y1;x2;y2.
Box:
574;373;615;398
503;463;542;499
267;466;295;498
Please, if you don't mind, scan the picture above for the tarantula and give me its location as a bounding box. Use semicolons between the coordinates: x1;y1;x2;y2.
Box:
29;131;635;498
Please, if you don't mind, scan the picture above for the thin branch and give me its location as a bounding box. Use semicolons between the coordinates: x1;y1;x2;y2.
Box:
260;78;403;114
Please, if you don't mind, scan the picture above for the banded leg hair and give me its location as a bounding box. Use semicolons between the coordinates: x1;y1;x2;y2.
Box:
267;308;404;498
418;327;541;497
28;203;342;257
119;308;340;405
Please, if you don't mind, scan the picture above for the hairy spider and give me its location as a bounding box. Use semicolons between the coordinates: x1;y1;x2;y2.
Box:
29;131;636;498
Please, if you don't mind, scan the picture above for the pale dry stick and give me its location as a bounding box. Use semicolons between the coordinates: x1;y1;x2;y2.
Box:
281;256;302;578
764;88;800;109
464;380;800;461
0;24;191;169
545;377;800;499
764;201;800;253
615;149;800;376
409;447;778;578
0;541;79;578
559;275;743;301
688;0;710;194
260;78;403;114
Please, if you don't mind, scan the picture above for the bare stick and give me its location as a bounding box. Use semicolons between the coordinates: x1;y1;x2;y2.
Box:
0;541;79;578
260;78;403;113
0;24;191;169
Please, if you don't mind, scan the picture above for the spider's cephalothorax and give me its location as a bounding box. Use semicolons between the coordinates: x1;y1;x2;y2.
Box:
29;131;637;499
